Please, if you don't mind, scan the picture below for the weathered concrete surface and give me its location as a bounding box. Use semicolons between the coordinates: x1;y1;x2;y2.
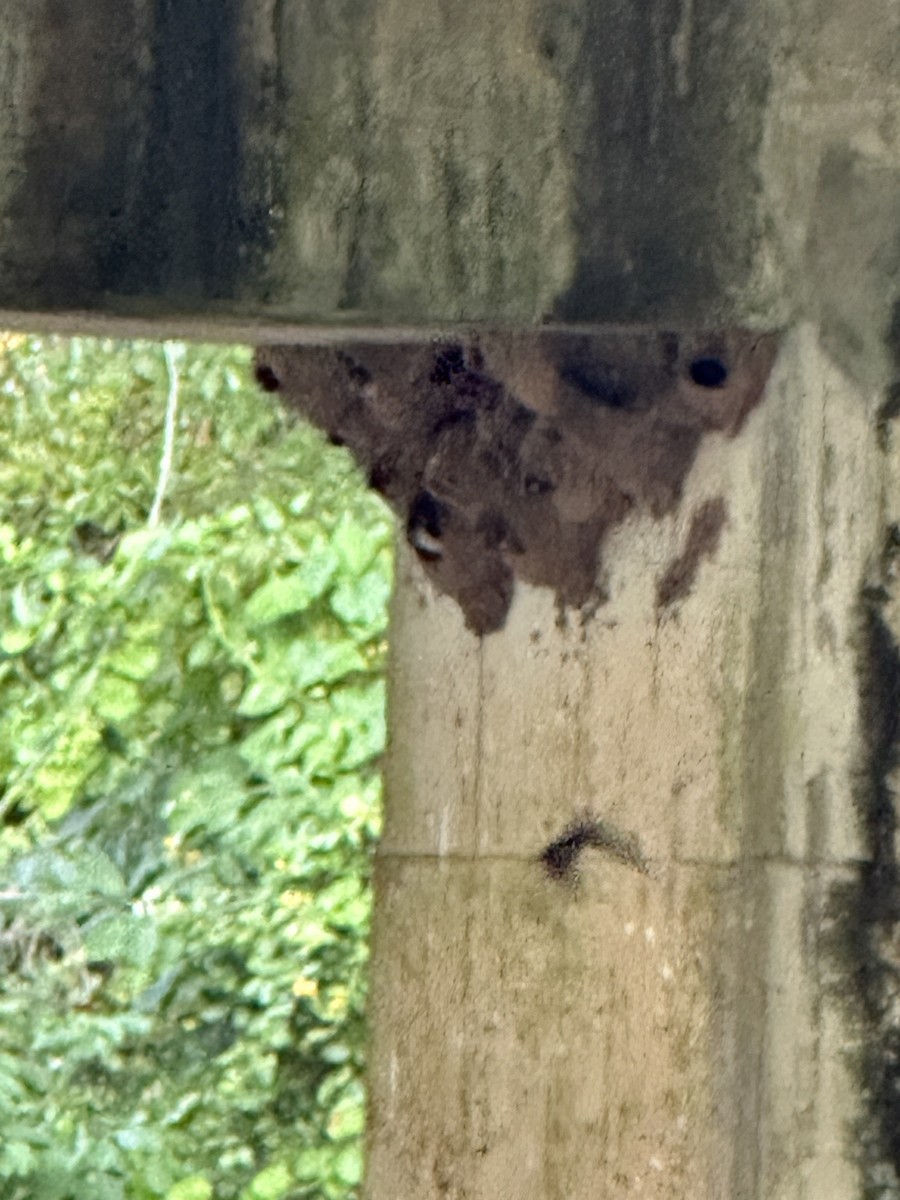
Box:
1;1;899;1196
0;0;897;368
363;326;895;1198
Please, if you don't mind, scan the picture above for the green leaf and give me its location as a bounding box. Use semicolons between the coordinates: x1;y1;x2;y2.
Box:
14;846;125;899
236;679;291;718
279;639;367;691
166;750;249;834
334;1144;363;1185
93;675;142;721
240;1162;291;1200
0;1140;37;1178
331;514;375;576
245;546;338;625
0;627;35;655
330;564;391;630
244;574;317;624
166;1175;213;1200
253;497;285;533
11;581;41;626
83;913;158;967
80;849;128;896
106;639;162;681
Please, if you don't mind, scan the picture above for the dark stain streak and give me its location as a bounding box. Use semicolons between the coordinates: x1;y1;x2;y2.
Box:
875;301;900;451
540;812;650;883
877;384;900;451
656;496;728;608
828;529;900;1192
548;0;770;324
118;0;245;297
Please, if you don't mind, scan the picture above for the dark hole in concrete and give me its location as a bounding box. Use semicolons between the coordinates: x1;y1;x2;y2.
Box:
367;461;395;494
408;491;446;560
255;363;281;392
524;475;555;496
689;357;728;388
430;344;466;385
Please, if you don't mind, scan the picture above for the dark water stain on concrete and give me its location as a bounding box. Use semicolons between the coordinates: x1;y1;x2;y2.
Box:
828;531;900;1196
540;0;771;324
111;0;244;298
2;0;279;307
540;811;650;883
256;329;776;634
657;495;728;608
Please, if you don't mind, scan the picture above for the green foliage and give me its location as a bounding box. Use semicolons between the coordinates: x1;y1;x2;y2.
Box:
0;335;392;1199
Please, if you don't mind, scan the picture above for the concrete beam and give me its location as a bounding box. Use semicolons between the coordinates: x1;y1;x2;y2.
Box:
0;0;896;376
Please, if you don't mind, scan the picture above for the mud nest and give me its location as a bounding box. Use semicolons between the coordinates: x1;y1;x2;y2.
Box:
255;330;776;634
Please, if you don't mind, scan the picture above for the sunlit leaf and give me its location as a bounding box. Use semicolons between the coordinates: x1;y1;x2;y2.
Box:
93;675;142;722
0;627;35;654
330;564;391;630
166;1174;213;1200
331;514;375;577
245;574;317;624
334;1144;363;1185
240;1162;291;1200
236;679;291;719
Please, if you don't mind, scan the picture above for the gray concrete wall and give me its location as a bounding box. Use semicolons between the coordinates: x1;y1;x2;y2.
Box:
0;0;895;358
374;333;893;1199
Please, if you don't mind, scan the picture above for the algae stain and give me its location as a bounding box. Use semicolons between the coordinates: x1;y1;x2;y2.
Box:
828;542;900;1196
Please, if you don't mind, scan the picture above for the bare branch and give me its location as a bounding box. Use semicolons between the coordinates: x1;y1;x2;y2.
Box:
148;342;184;528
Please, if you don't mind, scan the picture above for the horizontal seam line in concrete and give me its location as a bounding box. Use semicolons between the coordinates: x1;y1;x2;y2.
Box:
0;308;785;346
375;850;867;868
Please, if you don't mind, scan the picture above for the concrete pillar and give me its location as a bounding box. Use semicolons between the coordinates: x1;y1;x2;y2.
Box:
0;0;835;333
257;320;895;1198
2;1;900;1197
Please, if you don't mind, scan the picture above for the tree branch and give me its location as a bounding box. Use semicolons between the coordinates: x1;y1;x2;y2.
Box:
148;342;183;528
